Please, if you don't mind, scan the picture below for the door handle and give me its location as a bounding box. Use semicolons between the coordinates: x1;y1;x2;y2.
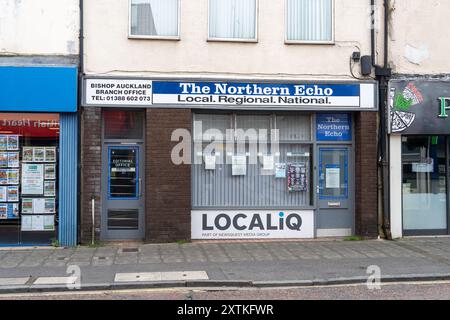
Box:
139;178;142;197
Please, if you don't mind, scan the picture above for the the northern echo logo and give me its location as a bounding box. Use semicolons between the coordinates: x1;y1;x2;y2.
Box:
202;212;303;232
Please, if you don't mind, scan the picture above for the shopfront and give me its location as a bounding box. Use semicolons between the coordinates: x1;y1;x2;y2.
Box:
82;78;377;242
0;66;78;246
389;80;450;237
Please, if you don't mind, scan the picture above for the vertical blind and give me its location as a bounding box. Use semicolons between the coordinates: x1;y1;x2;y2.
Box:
287;0;333;42
130;0;179;37
209;0;257;40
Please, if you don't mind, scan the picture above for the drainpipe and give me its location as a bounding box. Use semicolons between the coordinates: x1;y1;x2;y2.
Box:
372;0;392;239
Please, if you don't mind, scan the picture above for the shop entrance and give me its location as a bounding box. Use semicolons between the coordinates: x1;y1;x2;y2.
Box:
101;110;145;241
316;146;354;237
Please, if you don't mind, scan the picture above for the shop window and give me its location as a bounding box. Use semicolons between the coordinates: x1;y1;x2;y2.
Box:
286;0;334;43
192;113;313;208
208;0;257;41
129;0;180;39
103;110;144;140
0;113;59;245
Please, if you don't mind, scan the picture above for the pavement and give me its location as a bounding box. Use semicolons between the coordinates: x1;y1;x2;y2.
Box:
0;237;450;293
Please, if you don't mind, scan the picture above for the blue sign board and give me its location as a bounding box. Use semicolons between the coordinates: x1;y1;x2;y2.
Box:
316;114;352;141
0;66;78;112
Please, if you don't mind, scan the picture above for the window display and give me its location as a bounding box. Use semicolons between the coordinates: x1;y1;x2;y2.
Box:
0;113;59;244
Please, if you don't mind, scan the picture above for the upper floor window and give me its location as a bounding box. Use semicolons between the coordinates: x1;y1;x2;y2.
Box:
208;0;257;42
129;0;180;39
286;0;333;43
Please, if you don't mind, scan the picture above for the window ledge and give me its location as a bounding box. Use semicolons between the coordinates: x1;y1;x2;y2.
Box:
128;35;180;41
207;38;258;43
285;40;335;45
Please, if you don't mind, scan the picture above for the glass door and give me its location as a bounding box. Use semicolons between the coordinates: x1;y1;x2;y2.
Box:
402;136;448;235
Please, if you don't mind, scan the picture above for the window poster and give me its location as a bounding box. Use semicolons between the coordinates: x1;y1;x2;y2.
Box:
0;186;6;202
31;215;44;231
325;166;341;189
0;169;7;185
21;215;32;231
275;163;287;178
0;204;6;219
33;147;45;162
22;198;33;214
0;136;7;151
7;203;19;219
0;152;7;167
23;147;33;162
22;164;44;195
204;155;216;170
7;136;19;151
43;215;55;231
287;163;307;192
45;147;56;162
32;198;45;214
7;186;19;202
44;198;56;214
44;164;56;180
44;181;56;197
7;169;19;185
232;155;247;176
7;152;19;168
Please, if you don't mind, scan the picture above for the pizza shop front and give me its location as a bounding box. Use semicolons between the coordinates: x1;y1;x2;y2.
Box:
389;80;450;237
0;66;78;246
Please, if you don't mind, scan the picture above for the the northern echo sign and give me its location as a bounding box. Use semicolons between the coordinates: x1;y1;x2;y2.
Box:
191;210;314;239
83;78;377;111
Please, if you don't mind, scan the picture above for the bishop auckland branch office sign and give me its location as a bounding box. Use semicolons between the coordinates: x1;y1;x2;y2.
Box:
83;78;377;111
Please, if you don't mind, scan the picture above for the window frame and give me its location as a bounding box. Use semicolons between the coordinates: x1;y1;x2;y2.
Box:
128;0;181;40
284;0;335;45
207;0;259;43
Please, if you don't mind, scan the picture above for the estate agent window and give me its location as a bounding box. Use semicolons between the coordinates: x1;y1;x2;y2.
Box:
286;0;334;43
208;0;258;41
192;113;313;209
129;0;180;39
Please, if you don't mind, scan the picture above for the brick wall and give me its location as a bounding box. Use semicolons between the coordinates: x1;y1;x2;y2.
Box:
80;107;102;243
145;109;192;242
354;112;379;238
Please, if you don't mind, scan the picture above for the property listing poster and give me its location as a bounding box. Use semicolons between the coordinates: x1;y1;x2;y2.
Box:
0;135;21;220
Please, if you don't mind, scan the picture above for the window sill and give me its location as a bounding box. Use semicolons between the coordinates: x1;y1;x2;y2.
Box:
128;35;180;41
285;40;335;45
207;38;258;43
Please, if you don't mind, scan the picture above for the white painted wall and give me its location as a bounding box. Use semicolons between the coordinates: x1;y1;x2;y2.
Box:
389;0;450;74
0;0;79;55
84;0;377;79
389;135;402;239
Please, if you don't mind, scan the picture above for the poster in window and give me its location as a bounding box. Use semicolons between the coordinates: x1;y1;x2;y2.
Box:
22;198;33;214
7;169;20;185
7;152;19;168
7;136;19;151
232;155;247;176
43;215;55;231
0;204;7;219
0;152;7;168
44;164;56;180
22;164;44;195
0;186;6;202
0;136;7;151
7;203;19;219
22;147;33;162
325;166;341;189
31;215;44;231
45;147;56;162
0;169;7;185
275;163;287;178
7;186;19;202
21;215;32;231
33;148;45;162
287;163;307;192
204;155;216;170
44;198;55;214
44;181;56;197
32;198;45;213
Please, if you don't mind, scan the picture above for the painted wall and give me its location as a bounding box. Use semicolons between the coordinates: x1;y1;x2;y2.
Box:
0;0;79;56
84;0;377;80
389;0;450;75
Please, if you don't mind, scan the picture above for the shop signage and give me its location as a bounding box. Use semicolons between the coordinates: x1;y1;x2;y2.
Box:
85;79;152;105
389;80;450;134
83;78;377;111
191;210;314;239
316;114;352;141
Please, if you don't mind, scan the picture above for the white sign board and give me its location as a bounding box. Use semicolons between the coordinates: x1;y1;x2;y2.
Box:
85;79;153;106
191;210;314;239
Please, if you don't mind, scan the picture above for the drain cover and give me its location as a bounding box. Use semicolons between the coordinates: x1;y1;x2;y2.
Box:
122;248;139;253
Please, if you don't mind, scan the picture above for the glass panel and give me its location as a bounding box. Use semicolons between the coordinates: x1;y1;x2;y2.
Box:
194;114;231;142
130;0;179;37
277;115;311;141
209;0;257;39
108;147;138;199
319;148;348;199
286;0;333;42
402;136;447;231
104;110;143;140
108;209;139;230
